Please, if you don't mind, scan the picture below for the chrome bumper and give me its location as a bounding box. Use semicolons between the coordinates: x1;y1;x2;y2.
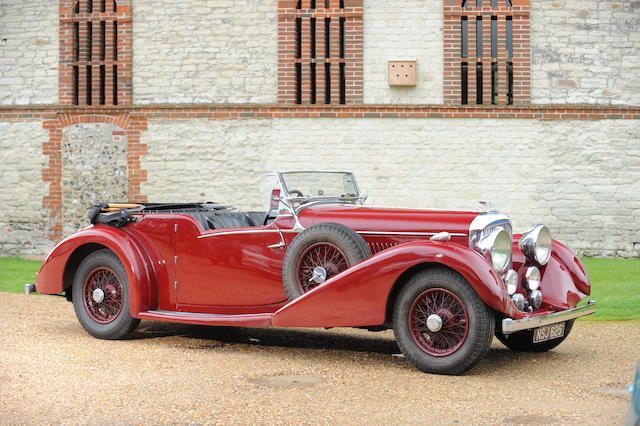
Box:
501;300;596;334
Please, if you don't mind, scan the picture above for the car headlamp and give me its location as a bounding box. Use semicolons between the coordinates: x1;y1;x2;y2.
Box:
524;266;541;291
519;224;552;266
477;228;511;273
503;269;518;295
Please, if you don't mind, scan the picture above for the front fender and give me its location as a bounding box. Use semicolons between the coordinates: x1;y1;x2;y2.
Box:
272;240;521;328
36;225;156;316
512;237;590;310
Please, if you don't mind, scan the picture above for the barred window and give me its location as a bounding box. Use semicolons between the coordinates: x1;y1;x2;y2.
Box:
60;0;131;105
278;0;363;105
444;0;530;105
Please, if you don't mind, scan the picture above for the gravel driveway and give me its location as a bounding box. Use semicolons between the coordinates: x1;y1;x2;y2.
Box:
1;292;637;425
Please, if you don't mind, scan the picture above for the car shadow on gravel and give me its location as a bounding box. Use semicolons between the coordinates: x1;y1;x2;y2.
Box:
130;321;401;355
128;320;570;374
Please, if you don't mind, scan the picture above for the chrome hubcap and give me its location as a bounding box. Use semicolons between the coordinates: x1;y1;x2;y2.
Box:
92;288;105;303
426;314;443;332
309;266;327;284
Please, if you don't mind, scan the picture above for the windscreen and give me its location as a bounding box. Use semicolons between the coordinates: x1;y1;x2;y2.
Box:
280;172;359;198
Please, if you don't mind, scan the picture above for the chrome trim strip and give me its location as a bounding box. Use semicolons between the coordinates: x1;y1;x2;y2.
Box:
198;228;467;239
356;230;467;237
197;229;281;238
501;300;596;334
149;310;270;318
197;228;301;238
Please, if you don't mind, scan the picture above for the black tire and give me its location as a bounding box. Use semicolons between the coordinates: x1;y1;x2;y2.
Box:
495;319;574;352
282;222;371;300
392;268;494;375
72;249;140;339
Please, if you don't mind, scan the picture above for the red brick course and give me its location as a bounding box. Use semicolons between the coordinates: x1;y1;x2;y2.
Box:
2;104;637;121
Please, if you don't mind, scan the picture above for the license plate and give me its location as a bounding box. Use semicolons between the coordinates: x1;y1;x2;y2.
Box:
533;322;565;343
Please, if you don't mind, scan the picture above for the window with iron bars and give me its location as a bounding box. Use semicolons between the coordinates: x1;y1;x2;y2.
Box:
444;0;530;105
278;0;363;105
60;0;131;105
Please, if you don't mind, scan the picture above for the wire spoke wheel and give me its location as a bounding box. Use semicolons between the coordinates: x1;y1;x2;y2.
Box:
394;269;493;374
408;288;470;357
283;222;371;300
73;249;140;339
296;242;349;293
82;267;124;324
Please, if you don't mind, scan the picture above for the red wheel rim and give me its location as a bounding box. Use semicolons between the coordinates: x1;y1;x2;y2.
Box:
408;288;469;357
82;267;124;324
296;242;349;293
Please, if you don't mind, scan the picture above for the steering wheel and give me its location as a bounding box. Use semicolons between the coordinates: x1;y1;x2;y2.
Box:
289;189;304;197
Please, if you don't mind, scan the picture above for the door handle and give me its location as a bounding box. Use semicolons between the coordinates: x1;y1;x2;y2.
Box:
268;242;285;249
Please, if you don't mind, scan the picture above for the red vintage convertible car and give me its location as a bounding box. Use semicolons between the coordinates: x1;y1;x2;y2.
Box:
36;171;595;374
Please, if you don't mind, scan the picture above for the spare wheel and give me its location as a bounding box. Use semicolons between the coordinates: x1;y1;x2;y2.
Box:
282;222;372;300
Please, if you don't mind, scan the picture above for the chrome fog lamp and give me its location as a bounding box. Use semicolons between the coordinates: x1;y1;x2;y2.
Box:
477;229;512;273
519;224;552;266
511;293;526;311
524;266;541;291
503;269;518;295
529;289;543;309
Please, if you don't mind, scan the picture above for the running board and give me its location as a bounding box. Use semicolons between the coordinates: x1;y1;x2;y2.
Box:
138;310;272;327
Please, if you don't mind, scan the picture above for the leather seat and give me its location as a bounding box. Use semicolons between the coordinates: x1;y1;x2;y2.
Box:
182;210;267;230
244;212;268;227
201;211;268;230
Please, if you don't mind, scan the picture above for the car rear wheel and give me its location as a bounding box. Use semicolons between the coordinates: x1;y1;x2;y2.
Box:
282;222;371;300
495;319;574;352
393;268;494;375
72;249;140;339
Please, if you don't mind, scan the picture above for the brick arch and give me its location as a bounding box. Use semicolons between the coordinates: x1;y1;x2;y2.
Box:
55;113;131;129
42;113;148;241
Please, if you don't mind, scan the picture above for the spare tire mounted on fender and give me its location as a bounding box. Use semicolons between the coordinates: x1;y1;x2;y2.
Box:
282;222;372;300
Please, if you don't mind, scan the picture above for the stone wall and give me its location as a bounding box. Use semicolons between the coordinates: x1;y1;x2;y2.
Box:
531;0;640;105
0;0;58;105
132;0;278;104
0;121;51;255
363;0;443;104
141;117;640;257
61;123;129;236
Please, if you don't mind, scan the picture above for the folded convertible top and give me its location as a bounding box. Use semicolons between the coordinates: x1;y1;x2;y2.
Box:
87;202;229;228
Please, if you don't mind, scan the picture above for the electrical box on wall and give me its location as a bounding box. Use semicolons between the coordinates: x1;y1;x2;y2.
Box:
388;60;417;87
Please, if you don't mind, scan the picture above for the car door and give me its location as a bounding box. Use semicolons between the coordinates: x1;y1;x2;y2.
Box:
173;215;289;311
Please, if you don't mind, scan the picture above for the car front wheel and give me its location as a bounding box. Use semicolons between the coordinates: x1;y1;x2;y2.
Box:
72;249;140;339
393;268;494;375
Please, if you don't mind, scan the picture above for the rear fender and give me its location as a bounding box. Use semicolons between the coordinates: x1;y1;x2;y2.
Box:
271;240;521;328
35;225;157;317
